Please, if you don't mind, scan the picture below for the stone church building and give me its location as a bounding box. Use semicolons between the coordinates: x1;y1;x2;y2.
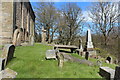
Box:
0;0;35;46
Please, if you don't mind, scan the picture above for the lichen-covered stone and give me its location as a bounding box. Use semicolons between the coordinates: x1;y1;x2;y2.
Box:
0;68;17;78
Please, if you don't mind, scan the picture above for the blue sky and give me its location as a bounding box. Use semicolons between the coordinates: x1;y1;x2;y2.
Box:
30;2;91;11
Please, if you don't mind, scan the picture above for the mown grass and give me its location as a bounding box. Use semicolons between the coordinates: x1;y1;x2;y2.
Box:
6;43;115;78
0;45;3;55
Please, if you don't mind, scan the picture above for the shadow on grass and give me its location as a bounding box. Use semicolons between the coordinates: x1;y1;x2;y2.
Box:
59;50;72;53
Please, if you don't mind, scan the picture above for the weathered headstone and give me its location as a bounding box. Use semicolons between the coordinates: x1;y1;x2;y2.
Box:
76;49;84;56
114;66;120;80
77;39;84;56
106;56;113;64
56;52;64;68
42;26;46;43
2;44;15;66
96;60;102;67
85;52;89;60
46;50;57;60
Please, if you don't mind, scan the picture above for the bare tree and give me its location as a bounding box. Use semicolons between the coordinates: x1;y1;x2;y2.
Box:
88;2;119;46
35;2;58;43
61;3;85;45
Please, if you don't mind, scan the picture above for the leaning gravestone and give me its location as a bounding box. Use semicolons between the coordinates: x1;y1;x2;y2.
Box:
56;52;64;68
45;50;57;60
1;44;15;66
0;45;17;79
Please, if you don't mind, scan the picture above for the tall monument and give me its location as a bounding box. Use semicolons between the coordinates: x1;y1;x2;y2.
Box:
41;26;46;43
85;29;94;51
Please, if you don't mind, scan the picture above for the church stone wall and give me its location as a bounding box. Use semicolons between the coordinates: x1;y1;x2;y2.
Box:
15;2;22;29
0;1;35;46
0;2;14;45
0;2;2;45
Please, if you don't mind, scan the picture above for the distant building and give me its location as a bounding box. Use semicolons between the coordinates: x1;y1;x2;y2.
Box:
0;0;35;46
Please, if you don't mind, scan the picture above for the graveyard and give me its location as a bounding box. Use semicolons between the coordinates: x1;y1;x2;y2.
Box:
0;0;120;79
2;43;116;78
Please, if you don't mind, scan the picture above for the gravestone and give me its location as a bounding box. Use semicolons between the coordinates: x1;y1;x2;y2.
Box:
85;52;89;60
45;50;57;60
0;45;17;79
106;56;113;64
2;44;15;66
42;26;47;43
56;52;64;68
77;39;84;56
96;60;102;67
114;66;120;80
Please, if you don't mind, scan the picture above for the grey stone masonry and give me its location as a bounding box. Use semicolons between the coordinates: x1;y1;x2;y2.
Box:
0;68;17;79
0;1;35;46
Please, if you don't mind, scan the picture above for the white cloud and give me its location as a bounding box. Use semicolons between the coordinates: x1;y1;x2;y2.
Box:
82;11;92;22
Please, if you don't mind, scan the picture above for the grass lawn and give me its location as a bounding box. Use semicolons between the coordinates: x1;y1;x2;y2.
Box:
0;45;3;55
6;43;116;78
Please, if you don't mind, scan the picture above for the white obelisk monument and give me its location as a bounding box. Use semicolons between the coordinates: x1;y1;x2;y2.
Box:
85;29;94;51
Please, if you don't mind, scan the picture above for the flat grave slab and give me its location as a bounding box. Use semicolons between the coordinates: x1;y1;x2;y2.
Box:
0;68;17;79
99;67;115;80
54;45;78;53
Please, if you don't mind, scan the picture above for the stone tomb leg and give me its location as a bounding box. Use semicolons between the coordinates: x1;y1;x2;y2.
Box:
114;66;120;80
85;52;89;60
71;48;75;53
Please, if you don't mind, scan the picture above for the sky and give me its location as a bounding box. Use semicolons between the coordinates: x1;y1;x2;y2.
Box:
30;1;93;35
